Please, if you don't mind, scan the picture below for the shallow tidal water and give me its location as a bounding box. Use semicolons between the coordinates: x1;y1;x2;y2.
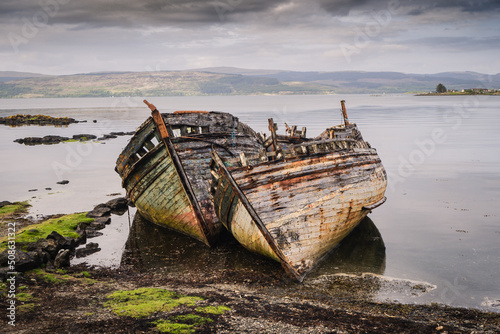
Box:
1;94;499;311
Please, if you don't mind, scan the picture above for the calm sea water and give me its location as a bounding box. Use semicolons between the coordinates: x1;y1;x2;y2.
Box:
1;94;499;311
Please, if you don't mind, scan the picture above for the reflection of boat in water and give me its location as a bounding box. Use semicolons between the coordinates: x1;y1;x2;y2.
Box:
121;212;283;276
121;212;212;271
309;216;386;277
115;100;263;246
121;213;385;279
209;100;387;281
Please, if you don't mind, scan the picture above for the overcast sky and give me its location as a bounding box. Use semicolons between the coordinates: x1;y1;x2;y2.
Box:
1;0;499;75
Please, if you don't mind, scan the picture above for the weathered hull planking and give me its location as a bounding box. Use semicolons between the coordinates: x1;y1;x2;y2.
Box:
116;110;263;246
210;120;387;281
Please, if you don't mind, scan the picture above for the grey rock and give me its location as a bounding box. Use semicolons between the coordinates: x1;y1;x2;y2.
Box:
106;197;128;213
54;249;71;268
72;134;97;140
0;201;12;208
85;229;103;238
75;242;101;258
89;221;106;230
86;204;111;218
46;231;65;244
95;216;111;225
0;249;37;272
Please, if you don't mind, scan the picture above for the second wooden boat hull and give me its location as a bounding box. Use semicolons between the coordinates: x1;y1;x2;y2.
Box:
211;148;387;280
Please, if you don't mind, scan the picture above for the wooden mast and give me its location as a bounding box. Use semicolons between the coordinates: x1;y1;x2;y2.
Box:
340;100;350;126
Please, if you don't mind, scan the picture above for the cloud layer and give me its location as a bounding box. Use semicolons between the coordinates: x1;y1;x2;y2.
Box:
1;0;499;74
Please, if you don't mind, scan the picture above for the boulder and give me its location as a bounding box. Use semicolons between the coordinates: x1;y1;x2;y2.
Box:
27;249;50;267
75;242;101;258
0;201;12;208
72;134;97;140
46;231;74;251
64;237;76;249
86;204;111;218
95;216;111;225
54;249;71;268
76;221;90;235
0;249;37;272
85;229;103;238
20;137;43;145
97;134;117;140
75;232;87;246
46;231;66;244
26;238;59;258
89;221;106;230
106;197;128;213
42;135;69;144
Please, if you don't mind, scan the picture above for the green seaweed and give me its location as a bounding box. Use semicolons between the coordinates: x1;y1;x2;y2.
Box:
0;201;30;217
153;315;212;334
0;212;93;251
153;319;196;334
15;291;39;313
30;269;66;284
28;268;95;285
104;288;204;318
196;305;231;314
15;292;34;302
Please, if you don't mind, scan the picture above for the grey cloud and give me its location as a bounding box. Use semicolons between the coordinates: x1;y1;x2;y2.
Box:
0;0;291;28
409;35;500;51
318;0;500;16
398;0;500;15
318;0;371;15
432;0;500;12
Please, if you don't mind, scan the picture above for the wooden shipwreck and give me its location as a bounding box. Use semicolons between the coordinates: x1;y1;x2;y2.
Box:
209;100;387;281
115;100;263;246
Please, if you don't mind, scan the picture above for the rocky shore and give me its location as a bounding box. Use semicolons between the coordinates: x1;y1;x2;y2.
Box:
13;131;134;145
1;113;134;145
0;114;78;126
2;262;499;333
0;198;128;278
1;201;499;333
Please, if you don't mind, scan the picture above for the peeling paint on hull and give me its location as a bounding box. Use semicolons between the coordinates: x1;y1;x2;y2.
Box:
211;129;388;281
116;111;263;246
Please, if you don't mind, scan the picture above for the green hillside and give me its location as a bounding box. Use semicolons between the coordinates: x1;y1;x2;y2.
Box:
0;71;332;98
1;69;498;98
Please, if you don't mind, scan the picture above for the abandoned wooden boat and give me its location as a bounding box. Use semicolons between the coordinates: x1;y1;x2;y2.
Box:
115;100;263;246
210;100;387;281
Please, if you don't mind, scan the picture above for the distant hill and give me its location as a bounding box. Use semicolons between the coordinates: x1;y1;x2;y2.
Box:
0;71;51;82
198;67;500;93
0;68;499;98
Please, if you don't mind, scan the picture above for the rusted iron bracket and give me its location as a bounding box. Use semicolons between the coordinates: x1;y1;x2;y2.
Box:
362;196;387;211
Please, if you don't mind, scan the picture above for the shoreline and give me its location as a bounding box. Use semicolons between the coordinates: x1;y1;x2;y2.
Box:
1;205;499;333
3;263;500;333
416;92;500;96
